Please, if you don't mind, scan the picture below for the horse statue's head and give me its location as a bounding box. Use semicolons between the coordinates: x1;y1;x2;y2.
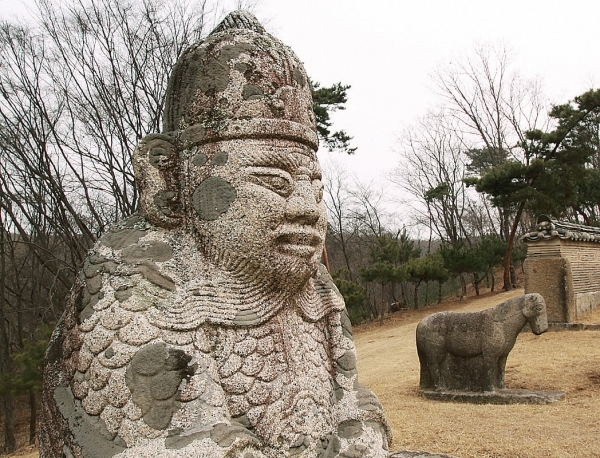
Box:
521;293;548;335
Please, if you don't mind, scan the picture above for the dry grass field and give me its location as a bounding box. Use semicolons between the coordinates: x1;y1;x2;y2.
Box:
355;289;600;458
4;289;600;458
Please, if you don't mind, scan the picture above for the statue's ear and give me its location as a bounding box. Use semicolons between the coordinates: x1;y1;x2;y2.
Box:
133;133;182;228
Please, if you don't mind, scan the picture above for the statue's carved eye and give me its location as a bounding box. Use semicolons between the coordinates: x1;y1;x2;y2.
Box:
250;172;293;197
313;179;323;203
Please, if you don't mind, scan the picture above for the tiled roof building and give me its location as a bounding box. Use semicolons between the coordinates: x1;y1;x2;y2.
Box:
523;215;600;322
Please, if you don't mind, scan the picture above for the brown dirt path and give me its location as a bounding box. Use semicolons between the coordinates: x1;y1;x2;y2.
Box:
355;289;600;458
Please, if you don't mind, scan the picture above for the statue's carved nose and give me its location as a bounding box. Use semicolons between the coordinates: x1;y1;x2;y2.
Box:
284;182;320;225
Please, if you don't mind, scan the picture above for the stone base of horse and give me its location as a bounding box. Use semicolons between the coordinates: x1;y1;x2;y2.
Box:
420;388;566;405
390;451;457;458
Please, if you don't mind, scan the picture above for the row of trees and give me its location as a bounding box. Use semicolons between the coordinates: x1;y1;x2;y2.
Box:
323;44;600;327
395;44;600;292
322;165;522;325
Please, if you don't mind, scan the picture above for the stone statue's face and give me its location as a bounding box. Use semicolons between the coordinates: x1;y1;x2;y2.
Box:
187;138;327;287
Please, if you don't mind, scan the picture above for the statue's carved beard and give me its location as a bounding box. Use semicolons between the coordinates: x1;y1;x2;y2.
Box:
207;241;322;294
191;214;325;295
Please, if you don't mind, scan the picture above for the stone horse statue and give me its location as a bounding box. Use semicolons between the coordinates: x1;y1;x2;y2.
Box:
416;293;548;392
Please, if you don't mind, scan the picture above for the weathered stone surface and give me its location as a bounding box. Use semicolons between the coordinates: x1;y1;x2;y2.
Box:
420;388;566;405
389;452;456;458
416;294;548;392
192;176;237;221
40;10;396;458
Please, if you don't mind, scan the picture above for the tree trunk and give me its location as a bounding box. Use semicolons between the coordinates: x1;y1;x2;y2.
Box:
413;280;421;309
340;234;354;281
473;273;480;295
29;391;36;445
503;201;526;291
438;280;442;303
391;283;397;303
2;396;16;453
400;283;408;308
510;265;518;288
459;274;467;297
379;282;385;326
367;287;378;320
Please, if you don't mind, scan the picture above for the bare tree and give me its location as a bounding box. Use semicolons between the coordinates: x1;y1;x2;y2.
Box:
350;180;395;240
394;109;477;245
348;180;410;319
431;43;547;290
322;161;360;280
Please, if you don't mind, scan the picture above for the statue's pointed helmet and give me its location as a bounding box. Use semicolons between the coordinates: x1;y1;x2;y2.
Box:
162;10;318;150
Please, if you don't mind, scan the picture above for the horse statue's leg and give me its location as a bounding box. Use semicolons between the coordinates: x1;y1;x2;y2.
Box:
416;320;446;390
481;352;499;392
417;344;435;390
496;354;509;389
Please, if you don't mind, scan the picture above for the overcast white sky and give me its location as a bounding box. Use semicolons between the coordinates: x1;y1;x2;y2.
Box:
249;0;600;188
1;0;599;212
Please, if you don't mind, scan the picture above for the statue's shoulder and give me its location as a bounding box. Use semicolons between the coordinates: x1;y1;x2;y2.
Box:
64;214;204;346
96;213;155;251
79;213;180;299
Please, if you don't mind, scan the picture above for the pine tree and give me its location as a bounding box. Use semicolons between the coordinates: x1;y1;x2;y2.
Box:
465;88;600;290
311;80;357;154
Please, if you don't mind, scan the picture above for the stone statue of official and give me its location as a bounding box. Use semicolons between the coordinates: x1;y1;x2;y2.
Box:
40;11;391;458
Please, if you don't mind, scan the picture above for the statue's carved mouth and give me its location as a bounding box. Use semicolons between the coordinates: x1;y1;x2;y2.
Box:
276;230;322;257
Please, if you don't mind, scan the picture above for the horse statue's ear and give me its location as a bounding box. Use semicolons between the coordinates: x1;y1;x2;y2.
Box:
133;133;182;228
